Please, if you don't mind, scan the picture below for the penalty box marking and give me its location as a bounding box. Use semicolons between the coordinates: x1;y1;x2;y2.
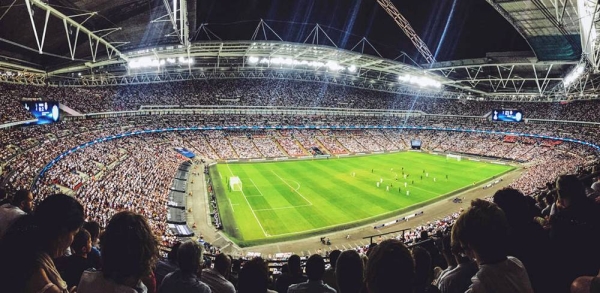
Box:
246;173;313;212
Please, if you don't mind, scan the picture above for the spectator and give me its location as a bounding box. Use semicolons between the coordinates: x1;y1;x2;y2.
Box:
335;250;364;293
82;221;102;270
201;253;236;293
452;199;533;293
154;242;180;286
158;240;211;293
0;188;9;205
437;240;478;293
78;211;159;293
229;258;241;289
365;239;415;293
412;246;441;293
492;188;554;293
418;231;444;269
0;193;85;293
0;189;34;239
288;254;336;293
56;229;94;288
550;175;600;292
276;254;307;293
238;257;276;293
542;192;554;217
433;235;456;286
570;272;600;293
323;250;341;291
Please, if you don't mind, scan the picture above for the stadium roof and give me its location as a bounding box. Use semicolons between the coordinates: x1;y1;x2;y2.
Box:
1;0;600;101
486;0;581;61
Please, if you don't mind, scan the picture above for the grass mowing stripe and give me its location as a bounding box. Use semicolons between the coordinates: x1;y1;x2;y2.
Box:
248;178;264;196
270;170;313;205
225;164;270;237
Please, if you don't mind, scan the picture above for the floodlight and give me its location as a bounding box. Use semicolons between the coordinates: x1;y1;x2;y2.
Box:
326;61;342;71
248;56;259;64
348;65;357;72
398;74;442;89
563;64;585;87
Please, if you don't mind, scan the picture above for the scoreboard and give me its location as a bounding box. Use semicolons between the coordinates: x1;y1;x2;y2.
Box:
22;101;60;124
410;139;422;150
492;109;523;122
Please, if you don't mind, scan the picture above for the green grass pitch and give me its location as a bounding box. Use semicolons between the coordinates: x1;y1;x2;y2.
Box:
211;152;514;246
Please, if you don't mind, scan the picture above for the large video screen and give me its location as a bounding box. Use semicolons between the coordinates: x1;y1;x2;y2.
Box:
492;109;523;122
411;140;422;147
22;101;60;124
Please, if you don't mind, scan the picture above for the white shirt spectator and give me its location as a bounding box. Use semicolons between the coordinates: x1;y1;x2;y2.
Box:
0;203;26;240
466;256;533;293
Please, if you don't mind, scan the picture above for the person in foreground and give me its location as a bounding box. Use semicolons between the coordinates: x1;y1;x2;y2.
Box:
201;253;235;293
158;240;211;293
365;239;415;293
78;211;159;293
335;250;364;293
288;254;336;293
238;257;277;293
0;193;85;293
452;199;534;293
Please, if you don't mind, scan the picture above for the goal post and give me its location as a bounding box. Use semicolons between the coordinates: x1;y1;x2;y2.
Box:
446;154;462;161
230;176;242;191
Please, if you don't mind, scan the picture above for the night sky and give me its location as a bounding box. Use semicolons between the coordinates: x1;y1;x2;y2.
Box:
195;0;530;63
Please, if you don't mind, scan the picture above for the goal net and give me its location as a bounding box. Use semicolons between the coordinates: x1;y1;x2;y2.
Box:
446;154;462;161
230;176;242;191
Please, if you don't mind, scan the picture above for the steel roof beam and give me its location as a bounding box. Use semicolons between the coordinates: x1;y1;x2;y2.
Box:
427;61;577;71
26;0;127;62
376;0;435;63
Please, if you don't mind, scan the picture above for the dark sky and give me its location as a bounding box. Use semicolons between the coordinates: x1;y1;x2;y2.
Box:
196;0;530;63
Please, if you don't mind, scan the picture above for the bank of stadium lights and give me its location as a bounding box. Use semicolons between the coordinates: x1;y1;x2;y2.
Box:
128;57;193;69
563;63;586;87
398;74;442;89
248;56;357;73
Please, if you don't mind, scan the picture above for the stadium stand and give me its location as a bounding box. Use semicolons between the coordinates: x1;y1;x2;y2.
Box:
1;81;600;293
5;80;600;121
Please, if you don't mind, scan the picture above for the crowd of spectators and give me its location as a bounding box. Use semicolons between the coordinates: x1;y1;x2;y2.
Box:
2;80;600;292
29;134;187;248
256;138;288;157
2;167;599;292
2;114;597;200
276;138;306;157
6;79;600;123
229;137;263;159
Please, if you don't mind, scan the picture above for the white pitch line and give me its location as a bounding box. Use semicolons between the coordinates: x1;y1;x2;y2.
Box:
239;183;269;237
225;163;235;177
228;198;237;212
253;204;312;212
271;171;313;205
249;178;264;196
342;244;347;250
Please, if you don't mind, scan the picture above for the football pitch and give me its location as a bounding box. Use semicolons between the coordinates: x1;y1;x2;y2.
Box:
210;152;514;246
